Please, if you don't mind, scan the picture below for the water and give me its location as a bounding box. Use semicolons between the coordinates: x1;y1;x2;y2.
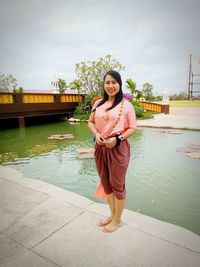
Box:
0;121;200;235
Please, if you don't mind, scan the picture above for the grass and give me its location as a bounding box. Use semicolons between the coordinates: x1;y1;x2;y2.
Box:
169;100;200;107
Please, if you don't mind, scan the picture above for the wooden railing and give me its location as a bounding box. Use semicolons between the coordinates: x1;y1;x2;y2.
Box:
140;101;169;114
22;94;54;103
0;92;83;105
0;93;14;104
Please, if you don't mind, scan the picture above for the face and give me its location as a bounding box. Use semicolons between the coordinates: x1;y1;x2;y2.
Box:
104;75;120;97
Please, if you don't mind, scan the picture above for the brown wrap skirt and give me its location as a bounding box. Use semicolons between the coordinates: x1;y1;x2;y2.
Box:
94;140;130;199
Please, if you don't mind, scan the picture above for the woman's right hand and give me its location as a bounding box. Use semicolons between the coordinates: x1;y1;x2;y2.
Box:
95;133;105;145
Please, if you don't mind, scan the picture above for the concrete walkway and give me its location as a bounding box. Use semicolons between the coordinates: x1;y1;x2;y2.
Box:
137;107;200;130
1;107;200;266
0;166;200;267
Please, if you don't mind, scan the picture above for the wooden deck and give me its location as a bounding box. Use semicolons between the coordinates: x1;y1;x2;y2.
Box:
0;92;84;118
0;92;85;127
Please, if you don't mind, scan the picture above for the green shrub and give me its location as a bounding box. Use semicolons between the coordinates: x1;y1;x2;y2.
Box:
18;87;24;93
140;112;154;119
74;94;92;115
134;106;144;117
13;86;24;93
131;99;142;107
73;114;89;120
130;99;144;118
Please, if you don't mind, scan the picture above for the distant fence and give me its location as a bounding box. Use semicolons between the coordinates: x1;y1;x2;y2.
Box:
140;101;169;114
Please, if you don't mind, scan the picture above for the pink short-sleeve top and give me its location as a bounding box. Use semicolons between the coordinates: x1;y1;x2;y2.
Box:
94;99;137;138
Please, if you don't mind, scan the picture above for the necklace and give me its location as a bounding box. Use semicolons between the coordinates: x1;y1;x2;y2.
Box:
103;113;109;121
103;111;109;121
102;101;111;121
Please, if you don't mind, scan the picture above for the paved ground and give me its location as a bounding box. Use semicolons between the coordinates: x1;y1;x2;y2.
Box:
137;107;200;130
169;107;200;118
0;167;200;267
0;107;200;267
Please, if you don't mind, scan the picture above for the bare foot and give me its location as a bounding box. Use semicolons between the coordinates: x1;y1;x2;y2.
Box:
98;217;113;227
102;220;122;233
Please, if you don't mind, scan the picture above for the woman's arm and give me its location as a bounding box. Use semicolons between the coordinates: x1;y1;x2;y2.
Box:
119;127;136;140
88;112;98;136
88;102;105;145
104;128;136;149
121;102;137;139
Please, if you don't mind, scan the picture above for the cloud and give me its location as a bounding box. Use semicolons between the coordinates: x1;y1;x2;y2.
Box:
0;0;199;94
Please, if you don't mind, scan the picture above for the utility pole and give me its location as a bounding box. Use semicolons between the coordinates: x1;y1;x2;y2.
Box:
187;54;192;99
187;54;200;99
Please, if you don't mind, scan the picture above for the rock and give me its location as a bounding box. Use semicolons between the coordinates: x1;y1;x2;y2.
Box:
186;152;200;159
77;147;95;159
48;134;75;140
168;130;182;135
176;147;196;153
76;148;95;154
68;118;76;122
69;122;80;125
158;130;182;135
78;152;94;159
189;142;200;149
68;118;80;122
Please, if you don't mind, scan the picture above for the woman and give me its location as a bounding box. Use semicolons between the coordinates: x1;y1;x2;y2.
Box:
88;70;137;233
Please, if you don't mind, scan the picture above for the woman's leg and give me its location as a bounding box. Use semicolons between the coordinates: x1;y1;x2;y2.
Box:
99;192;115;226
102;196;125;233
102;141;129;232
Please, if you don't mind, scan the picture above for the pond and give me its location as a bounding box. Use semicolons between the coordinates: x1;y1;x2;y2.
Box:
0;121;200;235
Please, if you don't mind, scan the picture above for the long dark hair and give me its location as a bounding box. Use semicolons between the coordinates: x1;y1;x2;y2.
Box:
93;70;123;112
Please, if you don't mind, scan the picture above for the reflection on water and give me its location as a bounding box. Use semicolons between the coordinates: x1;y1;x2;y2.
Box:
0;121;200;235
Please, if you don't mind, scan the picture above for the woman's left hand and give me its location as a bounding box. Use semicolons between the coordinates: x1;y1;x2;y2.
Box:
104;137;117;149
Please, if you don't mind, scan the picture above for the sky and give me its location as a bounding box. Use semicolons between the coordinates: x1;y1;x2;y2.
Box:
0;0;200;95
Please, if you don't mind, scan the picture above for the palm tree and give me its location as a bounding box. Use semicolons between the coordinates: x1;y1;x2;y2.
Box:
126;78;136;95
126;78;143;100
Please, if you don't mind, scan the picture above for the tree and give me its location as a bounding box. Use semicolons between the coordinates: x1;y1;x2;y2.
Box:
0;73;17;92
126;78;136;95
126;78;143;100
57;78;67;94
169;92;187;100
75;54;125;95
142;83;153;100
68;79;82;93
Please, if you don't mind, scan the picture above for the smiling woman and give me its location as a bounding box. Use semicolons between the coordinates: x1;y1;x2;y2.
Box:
88;70;137;233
